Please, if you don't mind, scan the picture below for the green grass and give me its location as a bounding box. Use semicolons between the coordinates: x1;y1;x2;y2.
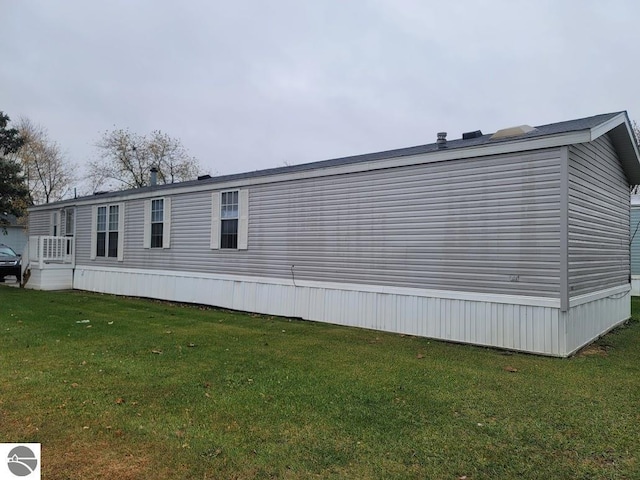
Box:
1;287;639;479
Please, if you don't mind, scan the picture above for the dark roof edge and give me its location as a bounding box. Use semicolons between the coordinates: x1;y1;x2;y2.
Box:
606;111;640;185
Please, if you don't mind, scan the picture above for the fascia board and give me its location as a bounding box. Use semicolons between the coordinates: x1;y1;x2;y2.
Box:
604;119;640;186
588;113;640;185
29;130;590;211
589;112;627;141
618;117;640;167
624;122;640;161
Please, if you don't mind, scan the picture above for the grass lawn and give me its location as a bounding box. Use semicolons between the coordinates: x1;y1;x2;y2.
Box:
1;287;639;479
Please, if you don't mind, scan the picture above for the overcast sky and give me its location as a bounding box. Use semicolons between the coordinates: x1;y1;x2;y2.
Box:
2;0;639;193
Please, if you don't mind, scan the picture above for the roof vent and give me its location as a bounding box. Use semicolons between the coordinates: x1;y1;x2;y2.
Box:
436;132;447;149
462;130;483;140
490;125;536;140
198;174;212;181
93;191;109;196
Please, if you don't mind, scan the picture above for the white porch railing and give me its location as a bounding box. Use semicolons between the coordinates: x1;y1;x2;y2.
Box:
28;236;75;269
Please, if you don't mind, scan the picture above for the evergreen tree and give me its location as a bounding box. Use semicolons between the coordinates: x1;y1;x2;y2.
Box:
0;111;29;228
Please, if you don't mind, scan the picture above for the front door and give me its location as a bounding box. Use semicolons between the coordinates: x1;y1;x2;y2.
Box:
62;208;75;255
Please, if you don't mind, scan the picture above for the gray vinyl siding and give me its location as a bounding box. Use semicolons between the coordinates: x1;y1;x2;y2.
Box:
28;210;51;236
75;148;563;298
568;135;630;296
631;205;640;275
74;206;92;261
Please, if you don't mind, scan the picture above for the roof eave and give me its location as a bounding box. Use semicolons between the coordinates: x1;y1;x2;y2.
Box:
29;130;592;211
589;112;640;186
29;112;640;211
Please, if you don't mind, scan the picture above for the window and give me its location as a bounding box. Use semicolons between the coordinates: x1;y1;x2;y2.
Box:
62;208;75;255
211;189;248;250
96;206;107;257
51;211;58;236
65;208;74;237
96;205;118;257
144;197;171;249
221;191;238;249
151;199;164;248
108;205;119;257
91;203;124;261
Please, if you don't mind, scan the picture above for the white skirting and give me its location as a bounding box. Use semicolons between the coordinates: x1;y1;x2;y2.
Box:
631;276;640;296
26;265;74;291
565;287;631;355
73;266;631;357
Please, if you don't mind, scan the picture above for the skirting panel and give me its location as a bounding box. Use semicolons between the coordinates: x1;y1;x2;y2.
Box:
631;276;640;296
27;267;73;291
565;288;631;355
72;267;631;356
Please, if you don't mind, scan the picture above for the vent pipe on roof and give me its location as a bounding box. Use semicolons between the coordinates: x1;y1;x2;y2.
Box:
462;130;483;140
437;132;447;149
150;166;158;186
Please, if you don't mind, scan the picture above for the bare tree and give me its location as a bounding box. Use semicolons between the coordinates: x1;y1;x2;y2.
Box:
15;118;75;205
148;130;200;184
88;128;201;191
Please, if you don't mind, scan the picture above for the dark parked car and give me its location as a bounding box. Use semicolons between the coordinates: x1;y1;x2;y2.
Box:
0;244;21;282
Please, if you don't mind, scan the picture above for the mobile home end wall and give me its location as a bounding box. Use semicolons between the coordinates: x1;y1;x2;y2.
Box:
631;200;640;295
564;134;631;353
568;135;630;296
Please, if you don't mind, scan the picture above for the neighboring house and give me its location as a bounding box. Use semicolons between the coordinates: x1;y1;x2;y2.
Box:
0;213;28;254
27;111;640;356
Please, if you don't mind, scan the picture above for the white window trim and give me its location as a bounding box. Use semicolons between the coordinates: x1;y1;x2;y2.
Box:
210;189;248;250
90;206;97;260
238;189;248;250
144;197;171;249
117;204;125;261
90;203;125;261
210;193;220;249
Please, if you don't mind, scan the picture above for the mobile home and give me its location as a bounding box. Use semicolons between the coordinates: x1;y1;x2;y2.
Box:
27;111;640;356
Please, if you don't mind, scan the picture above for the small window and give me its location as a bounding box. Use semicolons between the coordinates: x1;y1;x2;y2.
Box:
211;189;248;250
93;204;122;259
144;197;171;249
96;206;107;257
151;199;164;248
221;191;238;249
108;205;119;257
65;209;74;237
52;212;58;236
